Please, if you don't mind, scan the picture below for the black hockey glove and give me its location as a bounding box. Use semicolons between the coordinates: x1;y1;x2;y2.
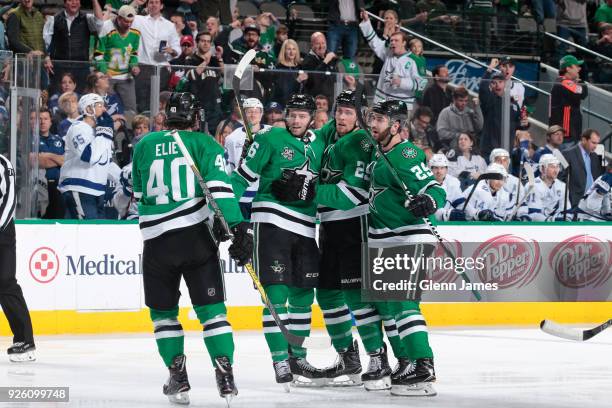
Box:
477;209;499;222
212;216;233;242
405;194;437;218
271;169;316;202
447;209;466;221
228;222;253;266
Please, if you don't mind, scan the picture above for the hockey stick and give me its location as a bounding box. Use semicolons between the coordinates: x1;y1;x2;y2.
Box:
354;83;482;301
232;49;258;144
507;163;535;220
514;162;522;208
169;130;330;350
461;172;506;211
540;319;612;341
552;149;571;221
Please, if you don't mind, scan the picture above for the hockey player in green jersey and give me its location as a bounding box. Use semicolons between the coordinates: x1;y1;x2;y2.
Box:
132;92;252;405
366;99;445;396
231;94;327;388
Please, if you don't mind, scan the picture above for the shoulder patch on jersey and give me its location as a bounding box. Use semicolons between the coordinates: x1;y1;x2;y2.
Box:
402;147;417;159
281;147;294;160
256;127;272;136
360;138;373;152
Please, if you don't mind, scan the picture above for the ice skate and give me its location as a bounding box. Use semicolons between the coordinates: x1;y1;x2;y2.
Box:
391;357;437;397
7;342;36;362
273;359;293;392
163;354;191;405
361;345;391;391
215;356;237;406
323;340;362;386
289;355;327;387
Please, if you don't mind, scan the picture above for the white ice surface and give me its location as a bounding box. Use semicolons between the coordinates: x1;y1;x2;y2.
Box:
1;327;610;408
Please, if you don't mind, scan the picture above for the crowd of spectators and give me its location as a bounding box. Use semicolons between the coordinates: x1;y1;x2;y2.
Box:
0;0;607;221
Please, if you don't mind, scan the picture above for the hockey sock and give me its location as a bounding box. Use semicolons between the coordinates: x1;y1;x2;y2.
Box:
262;284;290;362
394;301;433;360
376;302;409;359
316;289;354;352
150;307;184;367
343;289;384;353
194;302;234;366
287;286;314;359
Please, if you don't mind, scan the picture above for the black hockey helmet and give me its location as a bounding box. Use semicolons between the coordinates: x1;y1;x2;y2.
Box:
285;94;316;114
165;92;201;127
335;89;366;109
370;99;409;122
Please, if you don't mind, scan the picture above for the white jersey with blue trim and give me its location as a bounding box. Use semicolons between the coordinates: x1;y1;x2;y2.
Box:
525;177;565;221
224;125;270;204
577;175;611;221
59;119;114;197
463;181;514;221
434;174;464;221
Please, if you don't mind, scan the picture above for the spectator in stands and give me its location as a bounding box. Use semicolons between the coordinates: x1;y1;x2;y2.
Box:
313;109;329;130
43;0;104;94
256;12;279;59
119;114;150;166
48;73;78;117
87;72;125;126
409;106;438;159
34;109;65;219
301;32;338;102
422;65;451;125
327;0;364;60
495;57;525;108
272;25;289;59
549;55;588;146
479;70;528;157
206;16;233;52
556;0;588;61
272;39;307;105
214;118;236;146
360;11;426;107
532;125;565;166
264;101;283;125
562;128;605;207
168;35;195;89
595;0;612;28
0;5;13;50
371;9;400;75
6;0;45;57
409;38;427;100
415;0;459;47
130;0;180;113
57;92;80;138
170;13;190;37
531;0;556;28
226;24;273;68
95;5;140;114
315;95;330;113
436;86;483;152
152;111;166;131
448;132;487;189
193;0;232;26
593;24;612;90
466;0;493;52
183;31;224;133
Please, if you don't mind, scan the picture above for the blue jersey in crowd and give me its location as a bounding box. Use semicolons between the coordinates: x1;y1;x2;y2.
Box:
39;133;65;181
104;93;124;117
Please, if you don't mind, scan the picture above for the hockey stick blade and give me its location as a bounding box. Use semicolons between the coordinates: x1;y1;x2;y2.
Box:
540;319;612;341
169;130;330;350
232;49;258;143
508;163;535;220
233;49;257;82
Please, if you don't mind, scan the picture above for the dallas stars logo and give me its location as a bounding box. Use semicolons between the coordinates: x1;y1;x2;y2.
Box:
320;165;343;183
270;260;285;274
281;147;294;160
368;185;387;213
286;159;319;183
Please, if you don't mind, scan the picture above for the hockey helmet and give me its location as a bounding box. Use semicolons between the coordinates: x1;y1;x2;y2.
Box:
166;92;201;127
243;97;263;110
78;93;104;117
428;153;449;168
335;89;365;109
489;148;510;163
370;99;409;125
285;94;316;114
538;154;560;170
485;163;508;179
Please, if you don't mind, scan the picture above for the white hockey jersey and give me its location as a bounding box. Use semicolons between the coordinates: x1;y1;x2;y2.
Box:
224;125;270;205
112;162;139;220
447;154;487;179
434;174;464;221
463;181;514;221
577;175;611;221
59;120;114;197
526;177;566;221
359;19;427;105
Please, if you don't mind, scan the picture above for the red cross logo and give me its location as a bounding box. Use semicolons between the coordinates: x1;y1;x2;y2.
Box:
29;247;60;284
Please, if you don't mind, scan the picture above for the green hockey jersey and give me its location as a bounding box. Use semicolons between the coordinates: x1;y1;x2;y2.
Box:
368;140;445;245
409;53;427;99
95;28;140;79
316;119;375;222
132;130;243;241
231;126;326;238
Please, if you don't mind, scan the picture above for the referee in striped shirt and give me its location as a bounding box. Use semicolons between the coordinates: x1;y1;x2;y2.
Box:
0;154;36;362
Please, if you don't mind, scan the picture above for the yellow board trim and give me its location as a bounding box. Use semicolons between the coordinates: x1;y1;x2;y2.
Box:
1;303;611;336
